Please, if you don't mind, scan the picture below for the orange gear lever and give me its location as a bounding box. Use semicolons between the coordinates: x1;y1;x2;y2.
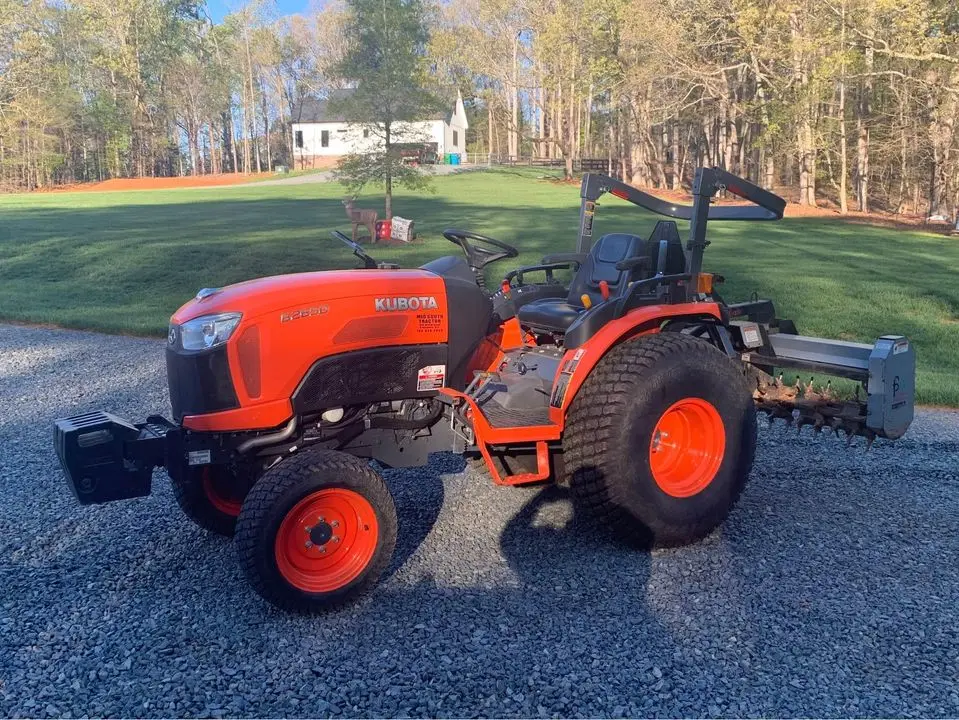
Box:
599;280;610;301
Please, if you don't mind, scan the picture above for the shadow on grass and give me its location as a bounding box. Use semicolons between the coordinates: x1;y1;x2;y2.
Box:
2;189;958;402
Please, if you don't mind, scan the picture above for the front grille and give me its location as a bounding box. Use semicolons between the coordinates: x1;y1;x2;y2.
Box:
292;344;448;414
166;345;239;420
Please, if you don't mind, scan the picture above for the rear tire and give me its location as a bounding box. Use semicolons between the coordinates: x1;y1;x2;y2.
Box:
235;449;397;613
561;333;756;547
170;465;248;537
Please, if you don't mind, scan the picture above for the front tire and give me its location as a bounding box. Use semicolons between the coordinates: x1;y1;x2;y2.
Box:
170;465;248;537
235;449;397;613
561;333;756;547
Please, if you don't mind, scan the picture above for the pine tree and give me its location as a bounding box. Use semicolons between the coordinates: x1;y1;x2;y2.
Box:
328;0;440;218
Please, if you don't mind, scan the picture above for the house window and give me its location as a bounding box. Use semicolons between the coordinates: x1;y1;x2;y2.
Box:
363;128;369;138
295;130;303;149
321;130;329;148
453;130;458;147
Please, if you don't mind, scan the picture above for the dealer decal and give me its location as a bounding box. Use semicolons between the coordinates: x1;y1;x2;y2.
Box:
416;364;446;391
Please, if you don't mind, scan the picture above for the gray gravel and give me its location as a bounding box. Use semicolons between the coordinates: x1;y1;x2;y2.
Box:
1;322;957;718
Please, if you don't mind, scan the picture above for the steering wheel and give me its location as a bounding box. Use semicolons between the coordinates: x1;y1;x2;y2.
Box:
443;229;519;289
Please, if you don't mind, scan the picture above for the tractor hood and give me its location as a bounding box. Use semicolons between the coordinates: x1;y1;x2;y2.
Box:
170;268;440;324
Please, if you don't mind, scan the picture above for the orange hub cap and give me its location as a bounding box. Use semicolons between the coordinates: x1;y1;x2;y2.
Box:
202;468;243;517
649;398;726;497
274;489;379;593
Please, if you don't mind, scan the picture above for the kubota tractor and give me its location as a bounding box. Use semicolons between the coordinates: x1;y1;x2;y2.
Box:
54;168;915;612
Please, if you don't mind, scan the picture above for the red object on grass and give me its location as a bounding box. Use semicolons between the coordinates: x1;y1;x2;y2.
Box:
376;220;392;241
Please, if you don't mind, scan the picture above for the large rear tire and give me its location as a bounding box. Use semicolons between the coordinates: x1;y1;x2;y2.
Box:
561;333;756;547
235;449;397;613
170;465;248;537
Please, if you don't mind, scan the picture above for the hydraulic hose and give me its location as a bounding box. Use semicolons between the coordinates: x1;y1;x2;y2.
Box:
236;417;298;454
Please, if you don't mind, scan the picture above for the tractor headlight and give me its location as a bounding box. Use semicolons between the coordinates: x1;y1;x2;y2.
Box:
177;312;242;351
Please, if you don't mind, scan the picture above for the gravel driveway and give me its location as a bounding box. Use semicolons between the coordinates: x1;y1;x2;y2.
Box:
1;323;956;718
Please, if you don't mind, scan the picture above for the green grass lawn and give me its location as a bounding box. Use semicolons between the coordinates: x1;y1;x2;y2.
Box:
1;168;957;405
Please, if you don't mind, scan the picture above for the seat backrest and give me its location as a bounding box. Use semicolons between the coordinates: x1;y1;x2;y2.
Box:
567;233;648;306
646;220;686;275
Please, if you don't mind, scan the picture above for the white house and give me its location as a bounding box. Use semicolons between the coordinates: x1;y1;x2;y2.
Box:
291;89;468;168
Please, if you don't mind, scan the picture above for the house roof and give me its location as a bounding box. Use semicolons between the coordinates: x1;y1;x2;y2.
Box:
291;89;451;124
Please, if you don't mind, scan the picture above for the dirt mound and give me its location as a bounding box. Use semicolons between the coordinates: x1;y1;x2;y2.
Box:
45;173;271;193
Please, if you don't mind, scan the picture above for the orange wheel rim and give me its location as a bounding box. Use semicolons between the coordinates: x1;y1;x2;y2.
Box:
202;468;242;517
274;489;379;593
649;398;725;498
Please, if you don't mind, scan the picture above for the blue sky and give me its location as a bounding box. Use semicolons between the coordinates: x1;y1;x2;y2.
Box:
205;0;311;23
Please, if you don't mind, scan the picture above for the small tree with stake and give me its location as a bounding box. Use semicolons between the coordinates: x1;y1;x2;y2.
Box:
329;0;439;219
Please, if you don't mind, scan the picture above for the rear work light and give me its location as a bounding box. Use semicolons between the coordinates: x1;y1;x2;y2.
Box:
696;273;714;294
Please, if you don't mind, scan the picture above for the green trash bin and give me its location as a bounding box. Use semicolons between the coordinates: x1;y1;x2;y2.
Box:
443;153;452;165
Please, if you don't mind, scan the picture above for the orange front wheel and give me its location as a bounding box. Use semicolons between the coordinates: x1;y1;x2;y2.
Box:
235;449;397;613
171;465;249;536
202;467;245;517
274;489;379;593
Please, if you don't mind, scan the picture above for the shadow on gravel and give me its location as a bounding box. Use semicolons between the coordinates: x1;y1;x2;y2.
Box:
380;453;461;578
498;481;659;609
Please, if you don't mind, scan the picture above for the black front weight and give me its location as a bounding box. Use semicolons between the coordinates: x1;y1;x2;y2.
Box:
54;412;177;505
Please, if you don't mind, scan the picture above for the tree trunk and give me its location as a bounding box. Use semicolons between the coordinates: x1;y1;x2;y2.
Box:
855;44;873;212
670;122;681;189
584;83;593;157
510;33;519;159
838;78;848;213
384;121;393;219
488;102;494;159
261;83;272;172
838;1;848;214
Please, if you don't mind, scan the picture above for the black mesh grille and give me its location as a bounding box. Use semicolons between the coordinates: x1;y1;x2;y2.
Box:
292;345;448;414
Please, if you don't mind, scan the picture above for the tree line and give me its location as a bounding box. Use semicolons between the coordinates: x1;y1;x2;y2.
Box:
3;0;959;217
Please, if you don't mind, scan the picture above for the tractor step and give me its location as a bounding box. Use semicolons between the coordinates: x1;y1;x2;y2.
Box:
479;400;551;429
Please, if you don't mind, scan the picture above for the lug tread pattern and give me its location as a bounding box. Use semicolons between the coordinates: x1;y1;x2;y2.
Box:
234;449;397;613
561;333;756;547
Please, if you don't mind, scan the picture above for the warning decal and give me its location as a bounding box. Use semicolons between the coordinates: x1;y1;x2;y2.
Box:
417;364;446;391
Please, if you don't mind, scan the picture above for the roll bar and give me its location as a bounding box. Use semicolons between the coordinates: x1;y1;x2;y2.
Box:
576;167;785;253
576;167;786;301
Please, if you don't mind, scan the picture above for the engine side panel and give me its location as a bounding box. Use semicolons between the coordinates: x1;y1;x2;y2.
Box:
182;272;449;431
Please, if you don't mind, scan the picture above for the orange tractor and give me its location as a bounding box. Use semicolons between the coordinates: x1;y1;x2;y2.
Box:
54;168;915;612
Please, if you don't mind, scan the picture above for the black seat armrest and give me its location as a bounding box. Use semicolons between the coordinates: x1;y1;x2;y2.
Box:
505;260;580;287
541;252;588;265
615;256;651;272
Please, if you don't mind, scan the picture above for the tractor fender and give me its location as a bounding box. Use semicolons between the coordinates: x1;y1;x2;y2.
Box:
547;302;723;427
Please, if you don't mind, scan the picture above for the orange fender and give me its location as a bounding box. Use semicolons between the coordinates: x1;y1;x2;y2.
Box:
547;302;723;427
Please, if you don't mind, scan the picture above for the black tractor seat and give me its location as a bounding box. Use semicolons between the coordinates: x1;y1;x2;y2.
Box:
516;232;647;334
516;223;687;336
